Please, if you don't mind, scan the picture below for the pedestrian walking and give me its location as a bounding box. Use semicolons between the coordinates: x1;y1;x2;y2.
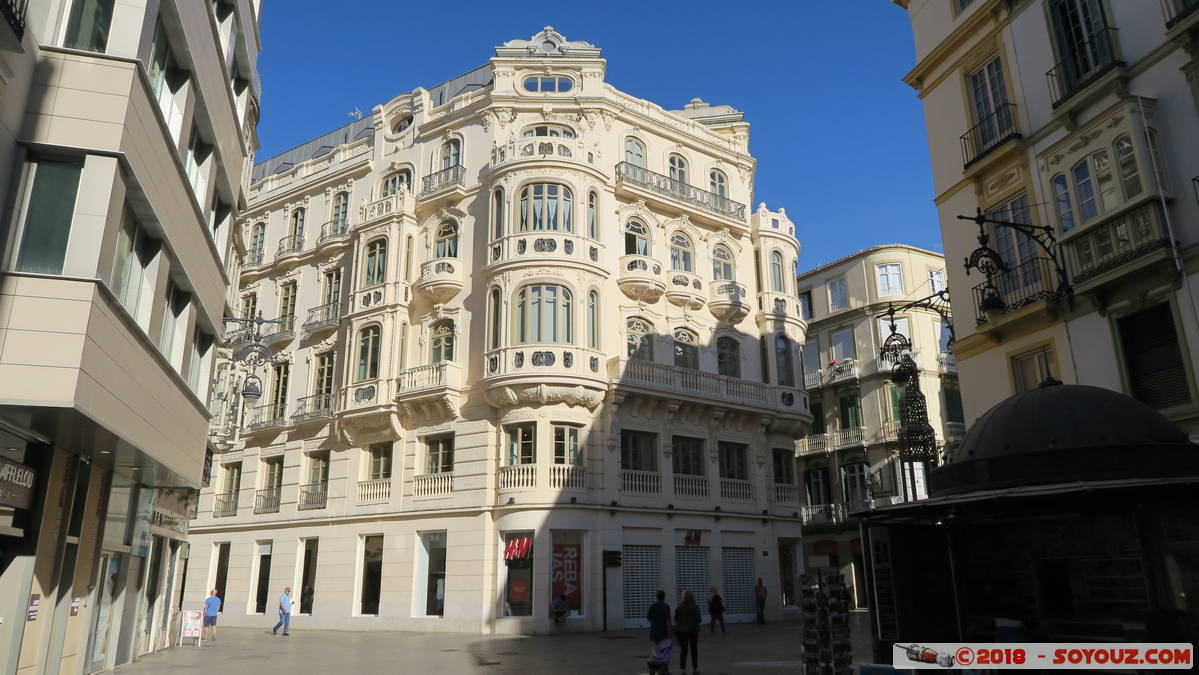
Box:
674;590;702;674
707;586;726;635
754;578;767;624
272;586;292;636
646;590;673;673
202;589;221;642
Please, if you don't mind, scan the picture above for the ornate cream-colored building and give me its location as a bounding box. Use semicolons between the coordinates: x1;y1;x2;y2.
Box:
184;27;812;634
794;244;962;609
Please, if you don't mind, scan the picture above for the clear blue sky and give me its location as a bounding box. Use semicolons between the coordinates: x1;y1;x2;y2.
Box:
255;0;939;269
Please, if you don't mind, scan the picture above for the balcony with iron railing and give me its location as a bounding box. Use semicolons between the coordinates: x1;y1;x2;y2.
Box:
317;220;350;246
615;162;747;223
961;102;1021;170
292;393;334;422
254;487;281;514
1163;0;1199;27
1062;200;1172;289
246;403;287;431
2;0;28;49
276;233;305;259
972;257;1058;325
213;492;239;517
262;314;296;343
244;249;266;269
1046;27;1123;109
357;478;391;505
298;482;328;510
420;164;465;198
303;303;341;332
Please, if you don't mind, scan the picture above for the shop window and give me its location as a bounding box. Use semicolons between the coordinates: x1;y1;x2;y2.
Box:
253;541;272;613
551;531;583;617
299;539;318;614
359;535;384;615
421;532;447;617
503;532;535;616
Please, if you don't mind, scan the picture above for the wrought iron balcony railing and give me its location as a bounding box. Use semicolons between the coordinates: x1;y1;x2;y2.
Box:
277;233;304;258
972;257;1057;324
262;314;295;342
246;403;287;430
317;220;349;245
292;392;334;421
1163;0;1199;27
254;487;281;514
213;492;238;517
244;250;265;268
303;303;340;331
961;102;1021;169
420;164;464;196
298;482;328;510
2;0;28;43
1063;201;1171;285
615;162;747;222
1046;27;1122;108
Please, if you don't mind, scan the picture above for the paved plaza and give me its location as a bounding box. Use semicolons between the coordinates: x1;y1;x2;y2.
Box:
118;617;873;674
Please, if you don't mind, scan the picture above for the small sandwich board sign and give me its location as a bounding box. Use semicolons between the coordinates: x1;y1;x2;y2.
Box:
179;610;203;647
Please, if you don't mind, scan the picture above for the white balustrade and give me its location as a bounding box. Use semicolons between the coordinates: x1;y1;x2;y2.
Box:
773;484;799;505
796;433;828;456
399;363;450;391
549;464;587;490
357;478;391;505
803;370;822;390
833;427;866;449
720;478;754;502
498;464;536;490
613;358;771;407
620;469;661;495
413;473;453;497
673;474;709;498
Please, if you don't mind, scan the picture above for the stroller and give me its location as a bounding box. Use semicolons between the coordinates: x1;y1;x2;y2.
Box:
647;637;673;674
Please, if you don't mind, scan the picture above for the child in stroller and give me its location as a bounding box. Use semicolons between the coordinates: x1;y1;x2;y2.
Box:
647;637;673;674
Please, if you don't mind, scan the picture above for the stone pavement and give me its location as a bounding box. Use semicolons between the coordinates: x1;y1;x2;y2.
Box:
117;616;875;674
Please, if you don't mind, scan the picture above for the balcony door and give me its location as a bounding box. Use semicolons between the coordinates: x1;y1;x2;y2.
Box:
322;269;341;306
839;394;861;430
308;453;329;485
1050;0;1112;87
264;458;283;492
805;468;829;506
967;57;1011;150
224;463;242;496
841;464;868;507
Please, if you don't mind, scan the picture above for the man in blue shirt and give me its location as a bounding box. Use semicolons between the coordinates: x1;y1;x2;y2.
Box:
646;590;672;644
272;587;292;636
202;589;221;641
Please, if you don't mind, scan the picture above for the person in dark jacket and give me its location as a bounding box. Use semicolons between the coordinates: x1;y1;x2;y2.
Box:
646;590;672;644
707;586;726;635
674;590;702;674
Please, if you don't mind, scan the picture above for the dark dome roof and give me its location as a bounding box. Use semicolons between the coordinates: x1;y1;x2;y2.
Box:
931;381;1199;496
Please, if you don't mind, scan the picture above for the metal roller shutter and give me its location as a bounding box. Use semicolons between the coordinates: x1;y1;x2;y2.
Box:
675;546;710;615
622;545;661;623
721;546;756;616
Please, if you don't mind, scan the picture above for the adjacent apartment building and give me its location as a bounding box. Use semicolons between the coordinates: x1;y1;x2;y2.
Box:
184;27;813;635
0;1;260;672
795;244;963;609
893;0;1199;434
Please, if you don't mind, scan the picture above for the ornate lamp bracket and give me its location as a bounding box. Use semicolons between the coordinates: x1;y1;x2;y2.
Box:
958;207;1072;303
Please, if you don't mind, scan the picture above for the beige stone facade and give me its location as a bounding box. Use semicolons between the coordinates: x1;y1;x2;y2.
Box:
0;1;259;672
184;27;812;635
894;0;1199;435
794;244;961;608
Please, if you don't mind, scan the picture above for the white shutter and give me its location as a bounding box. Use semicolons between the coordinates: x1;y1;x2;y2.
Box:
622;545;660;625
675;546;710;615
720;547;755;616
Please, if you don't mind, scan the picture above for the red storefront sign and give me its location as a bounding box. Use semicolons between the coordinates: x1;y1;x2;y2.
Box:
510;578;530;602
551;544;582;609
504;536;533;560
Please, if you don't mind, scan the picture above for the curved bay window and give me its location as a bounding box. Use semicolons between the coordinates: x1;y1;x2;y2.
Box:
669;154;688;184
587;191;598;239
492;188;505;239
770;251;785;293
488;288;502;349
673;328;699;370
382;171;411;197
709;169;727;197
515;284;572;344
435;221;459;258
624;138;645;168
670;233;694;272
364;239;386;286
331;192;349;228
627;318;653;361
717;336;741;378
430;321;454;363
357;325;381;381
522;124;575;138
440;139;461;170
775;334;795;386
519;183;572;232
625;220;649;255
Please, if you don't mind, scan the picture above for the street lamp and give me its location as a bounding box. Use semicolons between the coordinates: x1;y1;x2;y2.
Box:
958;207;1072;320
221;312;282;407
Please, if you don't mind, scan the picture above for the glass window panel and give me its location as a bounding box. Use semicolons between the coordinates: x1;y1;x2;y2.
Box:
15;160;83;274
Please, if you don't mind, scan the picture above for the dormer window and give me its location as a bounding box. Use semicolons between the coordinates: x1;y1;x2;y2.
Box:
522;125;575;138
523;76;574;93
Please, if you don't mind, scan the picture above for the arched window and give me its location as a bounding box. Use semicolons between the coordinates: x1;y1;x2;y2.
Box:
399;322;408;369
249;222;265;259
1072;158;1097;222
709;169;727;197
670;232;693;272
522;124;575;138
712;244;734;281
522;76;573;93
770;251;785;292
625;220;649;256
627;317;653;361
392;115;413;133
514;284;572;344
1052;174;1075;232
364;239;386;286
430;321;454;363
669;154;687;184
441;139;461;170
357;325;381;381
587;191;598;239
331;192;349;227
624;138;645;168
492;188;505;239
403;235;413;281
519;183;572;232
587;291;599;349
1113;135;1141;199
717;337;741;378
382;171;411;197
488;288;502;349
673;328;699;370
290;208;305;239
435;221;459;258
775;334;795;386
